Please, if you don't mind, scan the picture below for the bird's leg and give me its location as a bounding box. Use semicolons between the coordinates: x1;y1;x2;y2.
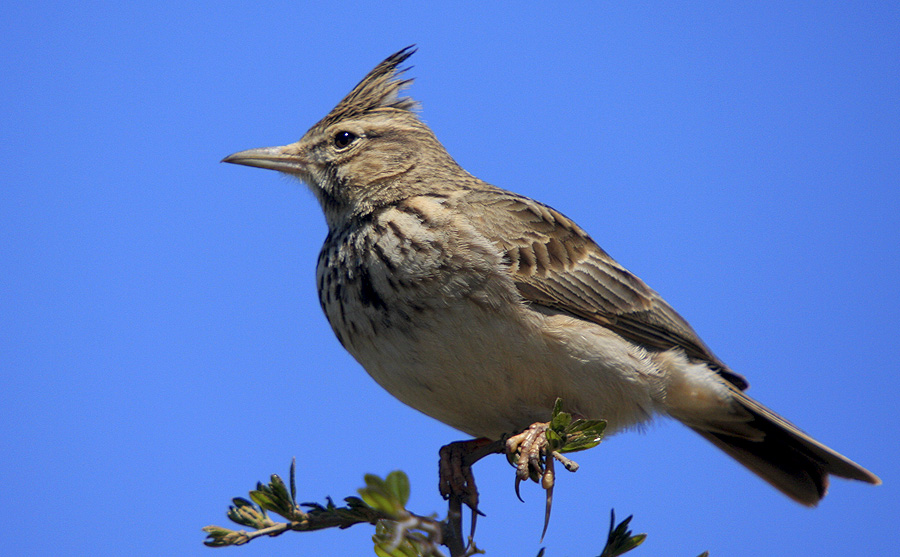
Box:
439;411;593;546
439;437;503;550
439;437;506;508
505;420;584;539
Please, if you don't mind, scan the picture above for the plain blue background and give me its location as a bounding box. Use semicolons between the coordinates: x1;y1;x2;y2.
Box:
3;3;898;556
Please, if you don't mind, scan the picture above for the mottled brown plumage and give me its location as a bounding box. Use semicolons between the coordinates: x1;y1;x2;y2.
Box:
223;46;879;506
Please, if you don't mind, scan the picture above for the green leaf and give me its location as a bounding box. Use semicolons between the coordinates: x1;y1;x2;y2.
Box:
360;490;394;516
231;497;255;509
249;490;277;513
202;526;239;547
544;398;607;454
598;510;646;557
559;419;607;453
202;526;233;538
549;401;572;431
567;419;607;434
545;427;564;450
227;501;266;528
290;457;297;502
358;472;410;518
385;470;410;506
552;397;564;416
270;474;292;507
374;540;420;557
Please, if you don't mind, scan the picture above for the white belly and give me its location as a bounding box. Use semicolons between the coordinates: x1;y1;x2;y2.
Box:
344;298;665;439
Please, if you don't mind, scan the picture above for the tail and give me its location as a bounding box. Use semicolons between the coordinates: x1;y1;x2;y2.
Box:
689;389;880;506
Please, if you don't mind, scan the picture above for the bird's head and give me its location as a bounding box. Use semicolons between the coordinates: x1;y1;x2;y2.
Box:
223;46;462;225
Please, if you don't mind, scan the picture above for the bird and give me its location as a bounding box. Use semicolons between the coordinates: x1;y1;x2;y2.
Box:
223;46;880;506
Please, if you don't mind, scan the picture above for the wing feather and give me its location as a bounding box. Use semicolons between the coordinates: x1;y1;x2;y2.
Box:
460;189;749;390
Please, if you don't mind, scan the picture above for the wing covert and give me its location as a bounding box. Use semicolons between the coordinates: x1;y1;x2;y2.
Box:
460;189;749;390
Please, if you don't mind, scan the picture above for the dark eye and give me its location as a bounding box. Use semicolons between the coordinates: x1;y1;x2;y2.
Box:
333;131;358;149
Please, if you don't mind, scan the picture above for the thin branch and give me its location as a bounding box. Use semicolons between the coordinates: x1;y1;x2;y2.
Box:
202;400;654;555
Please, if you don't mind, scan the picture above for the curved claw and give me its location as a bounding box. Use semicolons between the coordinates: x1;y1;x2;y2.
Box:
504;420;586;538
541;481;554;540
541;450;556;540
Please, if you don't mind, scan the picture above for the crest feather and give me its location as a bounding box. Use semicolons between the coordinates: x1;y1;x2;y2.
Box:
319;46;418;128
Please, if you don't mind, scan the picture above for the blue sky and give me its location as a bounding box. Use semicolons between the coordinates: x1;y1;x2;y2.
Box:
3;3;898;556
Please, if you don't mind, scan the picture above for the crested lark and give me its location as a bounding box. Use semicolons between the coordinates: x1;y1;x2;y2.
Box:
223;46;879;505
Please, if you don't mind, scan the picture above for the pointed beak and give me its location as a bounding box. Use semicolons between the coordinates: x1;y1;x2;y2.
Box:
221;144;308;174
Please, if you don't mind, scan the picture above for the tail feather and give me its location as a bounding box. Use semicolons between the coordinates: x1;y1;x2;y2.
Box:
690;390;880;506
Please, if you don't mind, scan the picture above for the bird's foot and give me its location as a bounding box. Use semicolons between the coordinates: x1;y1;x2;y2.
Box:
439;401;605;541
504;418;589;539
439;437;499;547
439;438;487;510
505;422;561;499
